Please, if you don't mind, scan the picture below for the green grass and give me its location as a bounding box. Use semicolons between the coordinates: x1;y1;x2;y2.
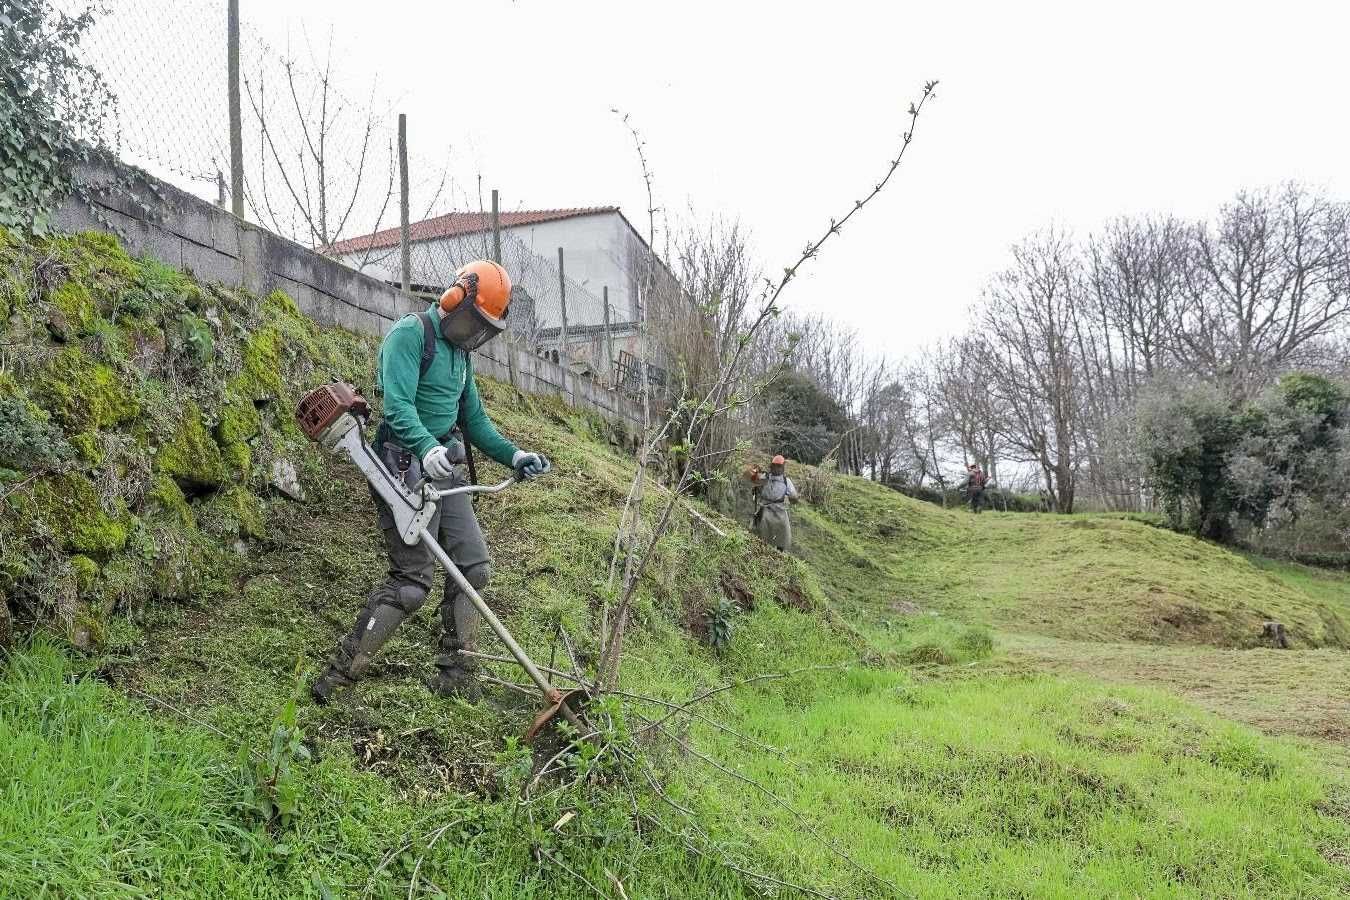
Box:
678;668;1349;898
0;641;765;899
4;225;1350;897
798;475;1350;650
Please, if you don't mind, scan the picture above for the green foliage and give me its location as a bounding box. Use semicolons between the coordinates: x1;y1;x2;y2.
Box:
702;597;738;654
761;370;851;464
0;393;74;472
1137;375;1350;542
0;1;115;234
237;668;311;832
177;311;215;364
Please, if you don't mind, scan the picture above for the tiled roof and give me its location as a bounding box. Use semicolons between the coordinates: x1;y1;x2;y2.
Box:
325;207;619;254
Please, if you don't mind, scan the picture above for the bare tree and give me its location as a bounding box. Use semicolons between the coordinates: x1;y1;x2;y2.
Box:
241;30;397;256
1176;184;1350;397
598;82;940;689
981;228;1083;512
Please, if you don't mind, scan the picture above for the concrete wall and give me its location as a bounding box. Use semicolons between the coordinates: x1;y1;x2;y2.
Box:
56;163;644;428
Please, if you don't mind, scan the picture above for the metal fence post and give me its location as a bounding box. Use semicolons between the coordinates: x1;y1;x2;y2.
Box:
398;113;411;295
557;247;569;361
227;0;244;218
491;189;501;264
603;285;614;383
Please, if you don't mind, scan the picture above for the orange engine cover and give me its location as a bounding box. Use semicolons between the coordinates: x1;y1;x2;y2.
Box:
295;382;368;441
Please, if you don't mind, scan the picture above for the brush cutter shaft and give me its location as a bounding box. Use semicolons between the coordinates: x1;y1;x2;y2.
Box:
419;528;585;732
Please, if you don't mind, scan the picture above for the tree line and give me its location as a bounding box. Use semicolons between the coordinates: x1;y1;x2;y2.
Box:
654;183;1350;554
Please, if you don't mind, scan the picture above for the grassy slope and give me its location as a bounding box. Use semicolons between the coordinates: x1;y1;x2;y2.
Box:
796;476;1350;650
2;229;1349;897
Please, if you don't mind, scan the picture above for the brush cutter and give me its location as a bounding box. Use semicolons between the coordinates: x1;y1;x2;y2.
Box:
295;382;588;742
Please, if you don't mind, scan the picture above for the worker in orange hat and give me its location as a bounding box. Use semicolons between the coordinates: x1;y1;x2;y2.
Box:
747;454;799;551
312;261;550;705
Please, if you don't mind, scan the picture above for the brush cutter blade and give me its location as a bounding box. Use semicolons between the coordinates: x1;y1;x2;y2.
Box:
524;688;591;743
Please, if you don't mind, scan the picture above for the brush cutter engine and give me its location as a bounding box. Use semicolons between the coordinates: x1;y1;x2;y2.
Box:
295;382;435;545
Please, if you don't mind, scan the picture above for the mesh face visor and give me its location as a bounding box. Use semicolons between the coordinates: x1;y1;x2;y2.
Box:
439;298;507;351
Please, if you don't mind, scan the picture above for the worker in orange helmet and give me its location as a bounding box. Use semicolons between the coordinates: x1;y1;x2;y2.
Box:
311;260;550;705
747;454;799;551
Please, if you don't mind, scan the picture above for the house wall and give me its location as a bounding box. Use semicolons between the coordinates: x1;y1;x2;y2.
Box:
506;213;641;323
334;211;652;328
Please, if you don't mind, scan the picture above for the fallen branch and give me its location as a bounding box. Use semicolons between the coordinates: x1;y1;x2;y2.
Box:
628;755;838;899
463;651;588;686
125;685;266;764
651;480;728;537
634;662;855;739
610;690;800;767
405;819;460;900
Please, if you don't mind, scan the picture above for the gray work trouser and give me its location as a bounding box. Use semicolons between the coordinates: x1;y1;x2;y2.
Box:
322;450;491;686
757;502;792;552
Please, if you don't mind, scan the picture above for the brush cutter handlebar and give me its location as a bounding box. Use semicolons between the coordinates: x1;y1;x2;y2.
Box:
431;477;517;500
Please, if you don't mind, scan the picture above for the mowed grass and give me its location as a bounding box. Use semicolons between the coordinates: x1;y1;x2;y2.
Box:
676;665;1350;899
999;633;1350;746
797;475;1350;650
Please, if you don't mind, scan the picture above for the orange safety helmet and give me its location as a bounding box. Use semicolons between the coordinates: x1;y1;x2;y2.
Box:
437;260;512;350
772;454;786;466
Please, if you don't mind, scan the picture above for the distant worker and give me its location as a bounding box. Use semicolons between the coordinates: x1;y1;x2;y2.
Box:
960;463;989;513
748;454;799;551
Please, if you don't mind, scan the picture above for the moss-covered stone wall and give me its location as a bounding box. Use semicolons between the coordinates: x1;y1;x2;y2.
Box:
0;228;376;647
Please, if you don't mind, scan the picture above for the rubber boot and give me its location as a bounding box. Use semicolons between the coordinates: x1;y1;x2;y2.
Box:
311;581;423;704
310;666;353;705
431;589;483;702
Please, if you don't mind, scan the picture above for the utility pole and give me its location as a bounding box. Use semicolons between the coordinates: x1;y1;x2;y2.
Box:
227;0;244;218
557;247;569;361
603;285;614;382
490;189;501;264
398;113;410;295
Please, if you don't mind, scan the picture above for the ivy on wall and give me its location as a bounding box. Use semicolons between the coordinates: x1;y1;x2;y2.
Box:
0;0;118;234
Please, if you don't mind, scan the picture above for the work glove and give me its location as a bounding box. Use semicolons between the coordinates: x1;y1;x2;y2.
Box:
512;450;551;480
422;445;456;480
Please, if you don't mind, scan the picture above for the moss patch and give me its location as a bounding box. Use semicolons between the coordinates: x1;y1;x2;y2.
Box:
69;554;99;595
197;485;265;540
24;475;131;556
32;347;140;433
154;404;226;493
144;474;195;530
49;280;96;336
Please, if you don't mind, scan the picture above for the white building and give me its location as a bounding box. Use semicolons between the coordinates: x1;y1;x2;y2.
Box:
328;207;673;384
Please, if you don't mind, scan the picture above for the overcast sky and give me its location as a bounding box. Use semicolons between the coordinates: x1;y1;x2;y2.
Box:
232;0;1350;358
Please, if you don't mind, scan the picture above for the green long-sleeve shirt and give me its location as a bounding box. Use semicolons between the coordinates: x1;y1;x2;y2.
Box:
377;308;519;466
